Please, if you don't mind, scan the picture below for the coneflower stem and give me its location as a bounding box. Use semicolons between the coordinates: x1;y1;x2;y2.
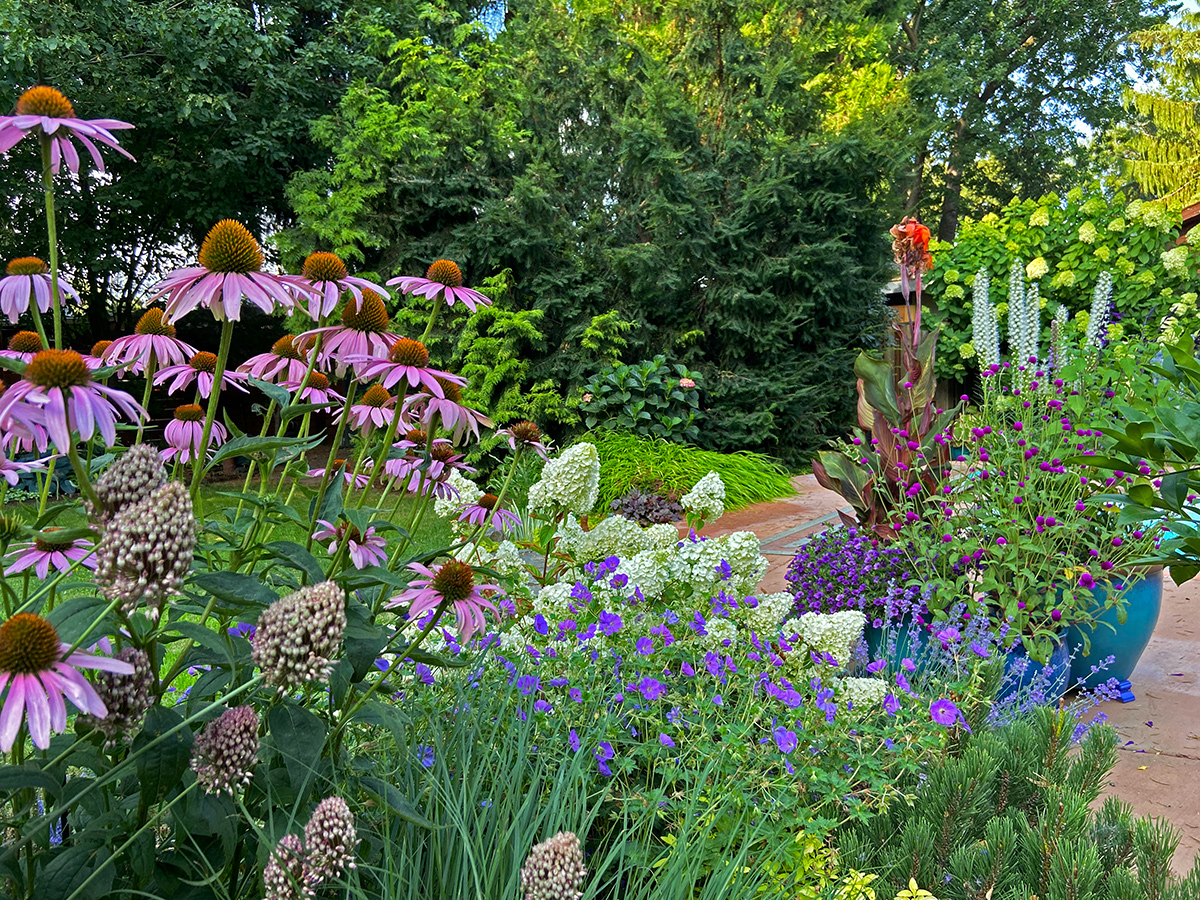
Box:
65;442;99;511
39;135;64;350
27;301;48;352
420;294;444;345
190;319;235;498
136;353;157;443
305;380;358;550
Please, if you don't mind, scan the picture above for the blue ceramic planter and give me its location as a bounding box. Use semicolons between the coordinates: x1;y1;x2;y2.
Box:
1000;634;1071;705
863;615;931;667
1067;569;1163;688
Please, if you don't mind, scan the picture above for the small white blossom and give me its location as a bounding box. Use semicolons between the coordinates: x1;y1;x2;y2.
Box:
789;610;866;667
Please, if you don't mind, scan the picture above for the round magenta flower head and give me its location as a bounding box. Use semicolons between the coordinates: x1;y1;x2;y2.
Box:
102;308;197;375
80;645;153;749
388;259;491;312
238;334;319;384
0;257;80;323
95;481;197;619
262;833;310;900
388;559;501;644
303;796;359;883
300;251;389;320
191;705;260;795
335;383;400;434
154;349;249;398
0;612;135;751
299;290;400;377
162;403;228;464
0;86;134;174
0;329;47;363
148;219;314;323
1050;608;1062;623
89;443;166;522
403;377;492;444
0;348;145;452
4;529;95;579
520;831;587;900
252;581;346;690
458;493;522;533
498;419;552;461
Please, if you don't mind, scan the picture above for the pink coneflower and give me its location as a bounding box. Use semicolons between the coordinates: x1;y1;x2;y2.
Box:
403;378;492;443
387;259;491;312
237;334;318;384
0;613;135;751
348;338;459;397
0;86;134;175
147;220;314;323
0;453;42;486
0;413;49;455
299;290;400;377
154;350;250;398
0;257;80;323
83;340;112;371
0;349;145;453
282;371;344;407
300;251;390;320
312;519;388;569
307;459;370;489
387;559;501;644
497;420;552;461
383;439;473;498
5;530;96;578
0;330;47;363
162;403;228;464
102;308;197;375
334;384;400;434
457;494;521;533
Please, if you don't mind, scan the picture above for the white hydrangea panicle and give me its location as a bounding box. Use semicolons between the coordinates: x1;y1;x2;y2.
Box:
841;676;888;709
527;443;600;515
739;591;795;638
1161;245;1189;279
789;610;866;667
681;471;725;523
555;514;677;564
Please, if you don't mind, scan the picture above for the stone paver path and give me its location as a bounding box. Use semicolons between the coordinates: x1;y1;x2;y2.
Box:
705;475;1200;875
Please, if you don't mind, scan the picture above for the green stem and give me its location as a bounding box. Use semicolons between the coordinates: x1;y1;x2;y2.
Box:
190;319;235;498
65;442;98;511
135;353;157;443
354;391;406;511
39;135;63;350
420;294;445;345
27;301;48;352
304;380;359;550
235;398;276;520
36;457;55;516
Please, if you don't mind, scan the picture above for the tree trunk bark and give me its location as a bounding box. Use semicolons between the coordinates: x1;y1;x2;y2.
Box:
905;144;928;215
938;117;968;242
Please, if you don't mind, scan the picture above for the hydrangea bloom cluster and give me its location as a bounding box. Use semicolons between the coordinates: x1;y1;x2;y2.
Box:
520;831;587;900
527;443;600;515
680;470;725;522
253;582;346;690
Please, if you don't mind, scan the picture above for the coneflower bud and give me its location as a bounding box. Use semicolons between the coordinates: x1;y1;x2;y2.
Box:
83;646;153;749
252;581;345;690
303;796;358;883
95;481;196;618
262;833;311;900
190;705;260;794
520;831;587;900
90;444;167;522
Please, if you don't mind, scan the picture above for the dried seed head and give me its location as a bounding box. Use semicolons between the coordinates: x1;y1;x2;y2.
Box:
134;308;176;337
252;581;345;690
340;289;389;333
82;646;153;749
91;444;167;522
16;86;74;119
7;331;45;355
302;252;348;283
509;420;542;444
520;831;587;900
0;614;61;675
6;257;48;276
94;481;197;619
303;796;358;883
425;259;463;288
190;705;260;794
197;219;263;274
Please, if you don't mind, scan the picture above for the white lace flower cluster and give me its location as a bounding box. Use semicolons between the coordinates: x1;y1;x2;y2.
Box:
970;268;999;369
1077;221;1097;244
739;591;795;637
787;609;866;667
666;531;766;599
556;514;678;563
435;469;484;519
681;471;725;522
841;677;888;708
528;443;600;515
1025;256;1049;280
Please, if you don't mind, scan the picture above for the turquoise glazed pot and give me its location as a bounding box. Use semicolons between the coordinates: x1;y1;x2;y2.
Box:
863;615;931;667
1067;568;1163;688
1000;634;1071;704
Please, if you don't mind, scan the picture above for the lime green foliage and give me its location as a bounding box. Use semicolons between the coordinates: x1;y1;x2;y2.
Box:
580;310;634;368
925;189;1200;379
579;431;794;512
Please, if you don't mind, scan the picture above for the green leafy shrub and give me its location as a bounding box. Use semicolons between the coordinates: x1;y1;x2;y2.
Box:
580;356;704;444
578;430;794;512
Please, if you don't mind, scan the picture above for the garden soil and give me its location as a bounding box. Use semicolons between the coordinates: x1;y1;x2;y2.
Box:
702;475;1200;876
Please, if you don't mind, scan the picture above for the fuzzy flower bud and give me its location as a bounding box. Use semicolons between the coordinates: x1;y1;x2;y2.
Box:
303;796;359;883
262;833;312;900
252;581;345;690
191;705;260;794
520;831;587;900
82;646;153;749
89;444;166;522
95;481;196;618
